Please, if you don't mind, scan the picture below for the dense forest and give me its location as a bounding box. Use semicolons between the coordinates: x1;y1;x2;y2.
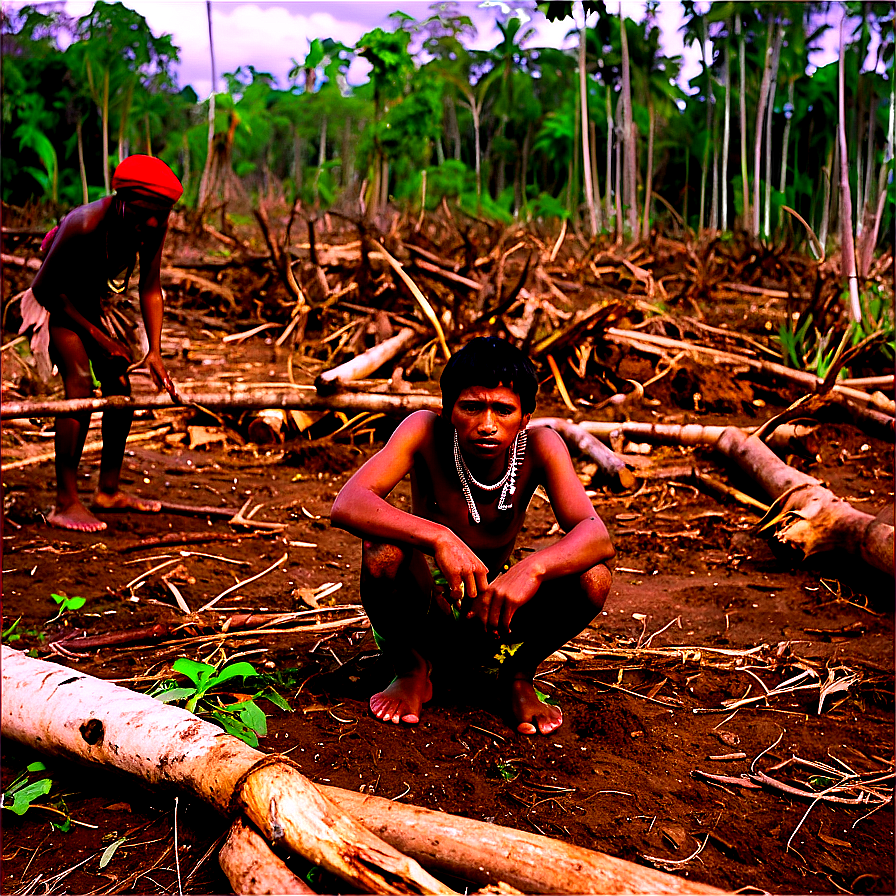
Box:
2;1;892;253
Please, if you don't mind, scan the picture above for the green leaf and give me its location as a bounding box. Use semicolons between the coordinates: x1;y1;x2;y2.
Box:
172;658;215;689
261;689;292;712
210;662;258;686
99;836;127;869
4;778;52;814
151;687;197;705
233;700;267;736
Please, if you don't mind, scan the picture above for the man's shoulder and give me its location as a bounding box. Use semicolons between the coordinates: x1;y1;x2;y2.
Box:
57;198;110;238
526;422;567;457
392;409;440;447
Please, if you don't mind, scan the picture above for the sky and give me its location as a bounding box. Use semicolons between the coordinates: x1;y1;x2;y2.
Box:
8;0;846;99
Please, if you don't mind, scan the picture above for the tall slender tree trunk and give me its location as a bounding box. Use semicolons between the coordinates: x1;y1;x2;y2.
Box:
614;97;623;243
736;12;750;231
700;17;713;234
76;118;88;205
605;86;614;227
102;69;110;193
318;115;327;168
618;9;638;239
579;6;597;237
641;98;655;242
778;79;794;228
763;24;783;238
589;119;603;231
837;16;861;322
752;18;775;238
198;0;218;210
721;33;731;230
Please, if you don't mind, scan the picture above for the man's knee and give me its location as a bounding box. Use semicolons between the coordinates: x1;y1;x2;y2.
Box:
362;541;408;581
579;562;612;611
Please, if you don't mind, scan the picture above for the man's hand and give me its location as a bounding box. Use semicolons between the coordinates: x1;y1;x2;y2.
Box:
144;349;178;399
433;533;489;612
470;562;541;636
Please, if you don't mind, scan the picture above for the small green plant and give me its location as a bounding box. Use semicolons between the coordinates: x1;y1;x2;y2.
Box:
1;761;52;815
493;758;521;782
2;617;23;643
148;658;290;748
49;593;86;622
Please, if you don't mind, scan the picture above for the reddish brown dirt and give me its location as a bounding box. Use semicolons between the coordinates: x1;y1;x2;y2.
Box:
1;328;893;896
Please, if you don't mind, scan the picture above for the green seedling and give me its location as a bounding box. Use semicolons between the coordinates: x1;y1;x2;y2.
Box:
1;762;52;815
493;758;521;782
2;617;22;643
148;658;291;748
49;593;86;622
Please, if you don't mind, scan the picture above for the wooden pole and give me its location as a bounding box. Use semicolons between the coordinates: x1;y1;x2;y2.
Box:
0;389;441;420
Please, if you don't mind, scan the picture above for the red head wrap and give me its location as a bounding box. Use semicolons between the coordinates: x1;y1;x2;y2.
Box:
112;155;183;204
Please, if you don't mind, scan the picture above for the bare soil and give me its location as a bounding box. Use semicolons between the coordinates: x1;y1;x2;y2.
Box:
1;261;893;895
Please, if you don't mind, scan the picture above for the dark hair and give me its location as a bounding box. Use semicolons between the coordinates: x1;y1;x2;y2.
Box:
439;337;538;415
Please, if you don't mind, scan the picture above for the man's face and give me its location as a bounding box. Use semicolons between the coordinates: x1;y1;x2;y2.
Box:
450;384;530;461
120;195;173;237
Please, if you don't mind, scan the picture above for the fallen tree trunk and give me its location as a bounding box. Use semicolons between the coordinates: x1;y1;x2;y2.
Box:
0;647;724;895
0;645;454;895
324;788;723;896
316;328;418;394
531;418;635;488
715;427;894;576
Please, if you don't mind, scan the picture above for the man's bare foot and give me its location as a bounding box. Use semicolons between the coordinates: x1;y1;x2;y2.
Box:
92;490;162;513
511;678;563;735
47;503;107;532
370;665;433;725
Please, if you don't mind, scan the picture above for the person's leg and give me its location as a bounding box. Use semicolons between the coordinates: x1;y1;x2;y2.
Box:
46;323;106;531
361;540;438;725
502;562;612;735
91;362;161;514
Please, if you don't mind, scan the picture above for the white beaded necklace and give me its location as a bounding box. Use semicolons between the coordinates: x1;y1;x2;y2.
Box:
453;428;527;524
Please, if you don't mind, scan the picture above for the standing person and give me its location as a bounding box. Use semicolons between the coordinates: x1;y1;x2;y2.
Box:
331;337;615;735
19;154;183;532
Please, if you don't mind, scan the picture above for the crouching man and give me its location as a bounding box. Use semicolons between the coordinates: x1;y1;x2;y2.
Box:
330;337;614;735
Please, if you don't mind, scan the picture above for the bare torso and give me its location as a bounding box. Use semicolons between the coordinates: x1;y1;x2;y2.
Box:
407;413;539;575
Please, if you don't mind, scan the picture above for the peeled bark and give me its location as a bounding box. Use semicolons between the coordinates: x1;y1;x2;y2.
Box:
715;428;894;576
1;647;725;896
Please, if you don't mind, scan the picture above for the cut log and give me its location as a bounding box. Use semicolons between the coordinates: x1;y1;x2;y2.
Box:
531;419;635;488
0;646;454;895
715;427;894;576
220;816;317;894
316;328;418;394
1;647;724;896
325;789;724;896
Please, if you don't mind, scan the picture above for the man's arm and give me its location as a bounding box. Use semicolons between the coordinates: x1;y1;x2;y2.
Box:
331;411;490;602
472;426;615;634
137;225;177;398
